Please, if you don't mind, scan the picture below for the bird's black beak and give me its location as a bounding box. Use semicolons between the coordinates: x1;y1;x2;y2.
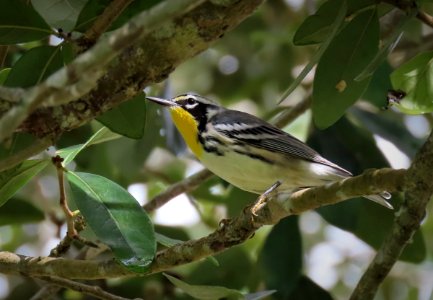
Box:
146;96;177;107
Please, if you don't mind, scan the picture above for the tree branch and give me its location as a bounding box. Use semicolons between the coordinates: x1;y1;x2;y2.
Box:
383;0;433;29
0;0;264;140
143;168;213;212
78;0;134;48
0;0;206;142
35;275;132;300
350;131;433;299
0;168;405;280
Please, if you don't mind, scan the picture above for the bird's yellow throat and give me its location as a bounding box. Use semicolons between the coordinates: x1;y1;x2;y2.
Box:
169;107;203;157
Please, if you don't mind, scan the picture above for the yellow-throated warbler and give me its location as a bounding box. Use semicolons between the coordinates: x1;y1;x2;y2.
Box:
147;94;392;209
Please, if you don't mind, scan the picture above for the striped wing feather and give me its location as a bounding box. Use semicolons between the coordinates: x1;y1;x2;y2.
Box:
210;110;352;177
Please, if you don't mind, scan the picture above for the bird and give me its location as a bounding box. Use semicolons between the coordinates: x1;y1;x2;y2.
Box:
146;93;392;209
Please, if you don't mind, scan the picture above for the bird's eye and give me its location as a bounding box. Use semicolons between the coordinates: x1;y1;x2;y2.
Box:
186;97;195;105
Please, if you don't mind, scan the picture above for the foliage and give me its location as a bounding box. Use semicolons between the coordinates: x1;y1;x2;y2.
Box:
0;0;433;299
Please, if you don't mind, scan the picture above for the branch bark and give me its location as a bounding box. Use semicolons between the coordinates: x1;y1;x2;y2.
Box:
0;0;206;142
0;0;264;141
0;168;405;280
350;131;433;300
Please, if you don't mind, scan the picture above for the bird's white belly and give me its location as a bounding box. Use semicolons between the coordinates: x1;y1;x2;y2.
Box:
200;150;341;194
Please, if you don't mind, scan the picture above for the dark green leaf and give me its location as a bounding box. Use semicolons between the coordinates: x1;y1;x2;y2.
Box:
97;93;147;139
390;51;433;114
259;216;302;298
67;171;156;272
163;273;243;300
61;42;75;64
0;159;50;207
350;107;423;158
155;232;183;247
31;0;88;32
288;275;334;300
293;0;376;45
312;8;379;128
0;197;44;225
0;0;52;44
57;126;122;166
362;62;393;108
0;133;39;162
5;46;63;87
245;290;277;300
189;247;251;289
75;0;160;32
279;1;347;103
309;118;426;263
0;68;10;84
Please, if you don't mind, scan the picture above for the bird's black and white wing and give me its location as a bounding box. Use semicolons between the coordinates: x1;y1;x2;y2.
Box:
210;110;352;177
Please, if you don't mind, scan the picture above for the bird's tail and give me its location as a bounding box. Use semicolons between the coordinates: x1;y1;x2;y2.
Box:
364;192;393;209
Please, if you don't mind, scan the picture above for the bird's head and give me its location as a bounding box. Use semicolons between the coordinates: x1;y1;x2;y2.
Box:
146;93;222;156
146;93;221;131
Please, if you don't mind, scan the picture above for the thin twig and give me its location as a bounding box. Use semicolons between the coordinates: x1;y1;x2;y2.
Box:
36;275;134;300
0;46;8;68
0;168;405;279
416;9;433;28
52;156;77;238
144;169;213;212
350;132;433;299
78;0;133;49
272;96;311;129
0;136;52;172
382;0;433;29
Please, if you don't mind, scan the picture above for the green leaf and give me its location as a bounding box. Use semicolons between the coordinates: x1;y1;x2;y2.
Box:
279;1;346;103
97;93;147;139
0;197;44;226
4;46;63;87
313;8;379;128
67;171;156;272
0;0;52;44
293;0;376;45
0;68;10;84
31;0;88;32
163;273;243;300
57;126;122;166
245;290;277;300
0;159;50;207
259;216;302;298
155;232;183;247
390;51;433;114
350;108;422;158
288;275;333;300
362;62;393;108
308;118;426;263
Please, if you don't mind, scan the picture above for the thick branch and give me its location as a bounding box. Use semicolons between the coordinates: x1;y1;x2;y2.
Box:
351;131;433;299
0;168;405;279
3;0;264;139
0;0;206;142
